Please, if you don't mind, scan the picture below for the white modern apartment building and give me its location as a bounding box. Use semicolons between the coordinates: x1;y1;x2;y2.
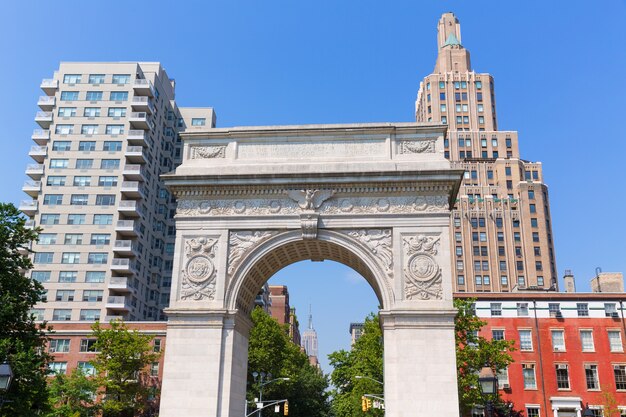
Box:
22;62;215;322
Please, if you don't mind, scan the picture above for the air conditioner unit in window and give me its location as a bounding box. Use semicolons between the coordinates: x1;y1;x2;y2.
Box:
502;383;511;390
555;311;563;318
522;364;533;369
611;312;620;318
557;364;568;370
554;347;564;352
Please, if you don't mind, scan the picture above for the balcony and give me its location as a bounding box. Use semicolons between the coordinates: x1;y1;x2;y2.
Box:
24;220;36;229
131;96;155;114
37;95;56;110
106;296;131;311
29;145;47;163
125;146;147;164
127;129;148;146
129;112;152;130
132;79;154;97
40;78;58;95
115;220;139;236
31;129;50;145
118;200;142;217
108;277;132;294
25;164;44;179
113;240;137;256
120;181;144;199
19;200;38;216
110;258;136;275
122;164;144;181
35;111;53;128
22;181;41;197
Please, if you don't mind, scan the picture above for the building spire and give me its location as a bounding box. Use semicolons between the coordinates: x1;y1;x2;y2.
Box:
308;304;313;329
434;12;471;73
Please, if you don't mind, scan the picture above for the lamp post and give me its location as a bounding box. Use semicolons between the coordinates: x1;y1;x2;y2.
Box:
354;375;384;386
252;372;289;417
0;361;13;408
478;364;498;417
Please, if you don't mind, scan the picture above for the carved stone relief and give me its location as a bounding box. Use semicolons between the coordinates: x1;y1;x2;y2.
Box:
399;139;436;154
343;229;393;277
286;189;335;210
190;145;226;159
402;234;442;300
180;237;219;301
321;195;448;214
227;231;279;275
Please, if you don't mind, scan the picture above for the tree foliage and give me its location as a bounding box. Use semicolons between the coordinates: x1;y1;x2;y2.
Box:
247;307;330;417
0;202;51;416
328;314;383;417
91;320;160;417
46;368;99;417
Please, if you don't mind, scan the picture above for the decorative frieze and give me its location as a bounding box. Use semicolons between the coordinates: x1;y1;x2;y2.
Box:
227;231;279;275
180;237;219;301
343;229;393;277
321;195;448;214
190;145;226;159
286;189;335;210
399;139;436;154
402;234;442;300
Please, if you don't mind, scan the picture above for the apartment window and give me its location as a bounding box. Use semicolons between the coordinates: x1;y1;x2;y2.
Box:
605;303;618;317
58;271;77;283
501;275;508;286
63;74;81;84
440;92;445;100
585;364;600;390
581;330;595;352
85;271;105;283
537;276;544;286
61;252;80;264
109;91;128;101
43;194;63;205
84;107;101;117
475;275;482;285
153;339;162;353
112;74;130;84
70;194;89;205
107;107;126;117
79;338;98;352
440;104;446;112
34;252;53;264
523;364;536;389
103;141;122;151
55;290;74;302
82;290;103;302
87;253;108;264
191;118;206;126
48;362;68;375
455;232;462;242
574;303;589;317
456;260;464;271
100;159;120;169
614;365;626;390
105;124;124;135
532;232;540;242
526;407;540;417
77;361;96;376
88;74;105;84
48;339;71;353
497;232;504;242
475;80;482;89
94;195;115;206
474;261;481;271
498;246;505;256
492;330;505;341
551;330;565;351
50;158;69;169
477;92;483;101
52;309;72;321
490;303;502;316
534;247;541;256
530;218;538;228
75;159;93;169
516;303;529;316
32;271;51;282
609;331;623;352
518;276;526;287
456;246;463;256
31;309;44;321
479;116;485;124
90;233;110;245
555;364;570;389
57;107;76;117
499;261;507;271
60;91;79;101
38;233;57;245
441;116;447;124
520;330;533;351
64;234;83;245
548;303;560;316
517;261;524;271
78;308;100;321
479;232;487;242
535;261;543;271
73;176;91;186
47;176;66;186
93;214;113;225
86;91;103;101
457;275;465;285
81;124;98;135
67;214;86;225
98;176;118;187
483;275;490;285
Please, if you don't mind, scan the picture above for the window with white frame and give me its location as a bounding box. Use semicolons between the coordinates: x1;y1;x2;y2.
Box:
497;367;509;388
48;339;70;353
555;363;570;389
581;330;595;352
585;364;599;390
523;364;536;389
609;331;623;352
490;303;502;316
48;362;67;375
605;303;618;317
526;407;540;417
551;330;565;351
519;329;533;351
492;329;505;341
517;302;529;316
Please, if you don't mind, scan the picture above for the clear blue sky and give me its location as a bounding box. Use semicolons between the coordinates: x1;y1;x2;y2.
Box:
1;1;625;372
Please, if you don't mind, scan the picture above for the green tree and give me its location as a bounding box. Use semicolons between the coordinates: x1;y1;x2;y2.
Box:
91;320;160;417
247;307;330;417
46;368;99;417
0;202;51;416
328;314;383;417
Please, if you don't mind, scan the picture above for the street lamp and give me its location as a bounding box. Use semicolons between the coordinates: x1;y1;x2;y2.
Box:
354;375;384;386
252;372;290;417
0;361;13;408
478;364;498;417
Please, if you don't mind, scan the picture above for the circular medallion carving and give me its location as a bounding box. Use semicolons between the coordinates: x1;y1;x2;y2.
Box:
269;200;281;213
199;202;211;214
234;201;246;213
407;253;438;282
377;198;390;212
185;255;214;284
340;199;354;212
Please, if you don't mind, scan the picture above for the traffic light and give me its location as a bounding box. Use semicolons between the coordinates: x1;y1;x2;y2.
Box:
284;401;289;416
366;398;372;411
361;396;367;412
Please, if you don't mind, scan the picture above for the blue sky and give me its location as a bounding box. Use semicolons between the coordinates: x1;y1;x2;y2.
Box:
1;1;625;372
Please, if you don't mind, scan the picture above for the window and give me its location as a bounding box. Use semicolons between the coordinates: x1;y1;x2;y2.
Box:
98;176;118;187
85;271;105;283
59;271;77;283
82;290;103;302
73;176;91;186
88;74;105;84
517;303;529;316
61;252;80;264
50;158;69;169
43;194;63;205
103;141;122;151
87;253;108;264
86;91;103;101
57;107;76;117
109;91;128;101
77;361;96;376
105;124;124;135
581;330;595;352
457;275;465;285
154;339;162;352
490;303;502;316
575;303;589;317
605;303;618;317
95;194;115;206
440;92;445;100
55;290;74;302
48;362;68;375
455;232;462;242
81;124;98;135
532;232;540;242
100;159;120;169
191;118;206;126
497;232;504;242
534;247;541;256
549;303;561;316
609;331;623;352
520;330;533;351
551;330;565;351
523;364;536;389
60;91;79;101
456;260;464;271
555;364;570;389
34;252;53;264
585;364;599;390
526;407;540;417
79;338;98;352
501;275;508;286
537;276;544;286
492;330;505;341
70;194;89;205
499;261;507;271
47;176;66;186
615;365;626;390
38;233;57;245
63;74;81;84
456;246;463;256
112;74;130;84
518;276;526;287
52;309;72;321
67;214;86;225
535;261;543;271
475;275;482;285
64;234;83;245
75;159;93;169
32;271;51;282
90;234;110;245
93;214;113;225
84;107;101;117
107;107;126;117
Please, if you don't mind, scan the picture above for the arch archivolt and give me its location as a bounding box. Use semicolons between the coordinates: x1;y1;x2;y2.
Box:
224;228;395;314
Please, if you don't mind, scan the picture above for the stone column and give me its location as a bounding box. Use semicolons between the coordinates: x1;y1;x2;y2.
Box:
159;309;252;417
380;309;460;417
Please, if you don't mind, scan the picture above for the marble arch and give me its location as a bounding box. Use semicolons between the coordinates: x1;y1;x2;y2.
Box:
158;123;463;417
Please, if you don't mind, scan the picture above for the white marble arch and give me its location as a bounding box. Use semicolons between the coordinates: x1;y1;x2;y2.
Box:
158;123;463;417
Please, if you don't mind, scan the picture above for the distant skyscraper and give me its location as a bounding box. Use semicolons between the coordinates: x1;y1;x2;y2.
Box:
301;305;318;358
